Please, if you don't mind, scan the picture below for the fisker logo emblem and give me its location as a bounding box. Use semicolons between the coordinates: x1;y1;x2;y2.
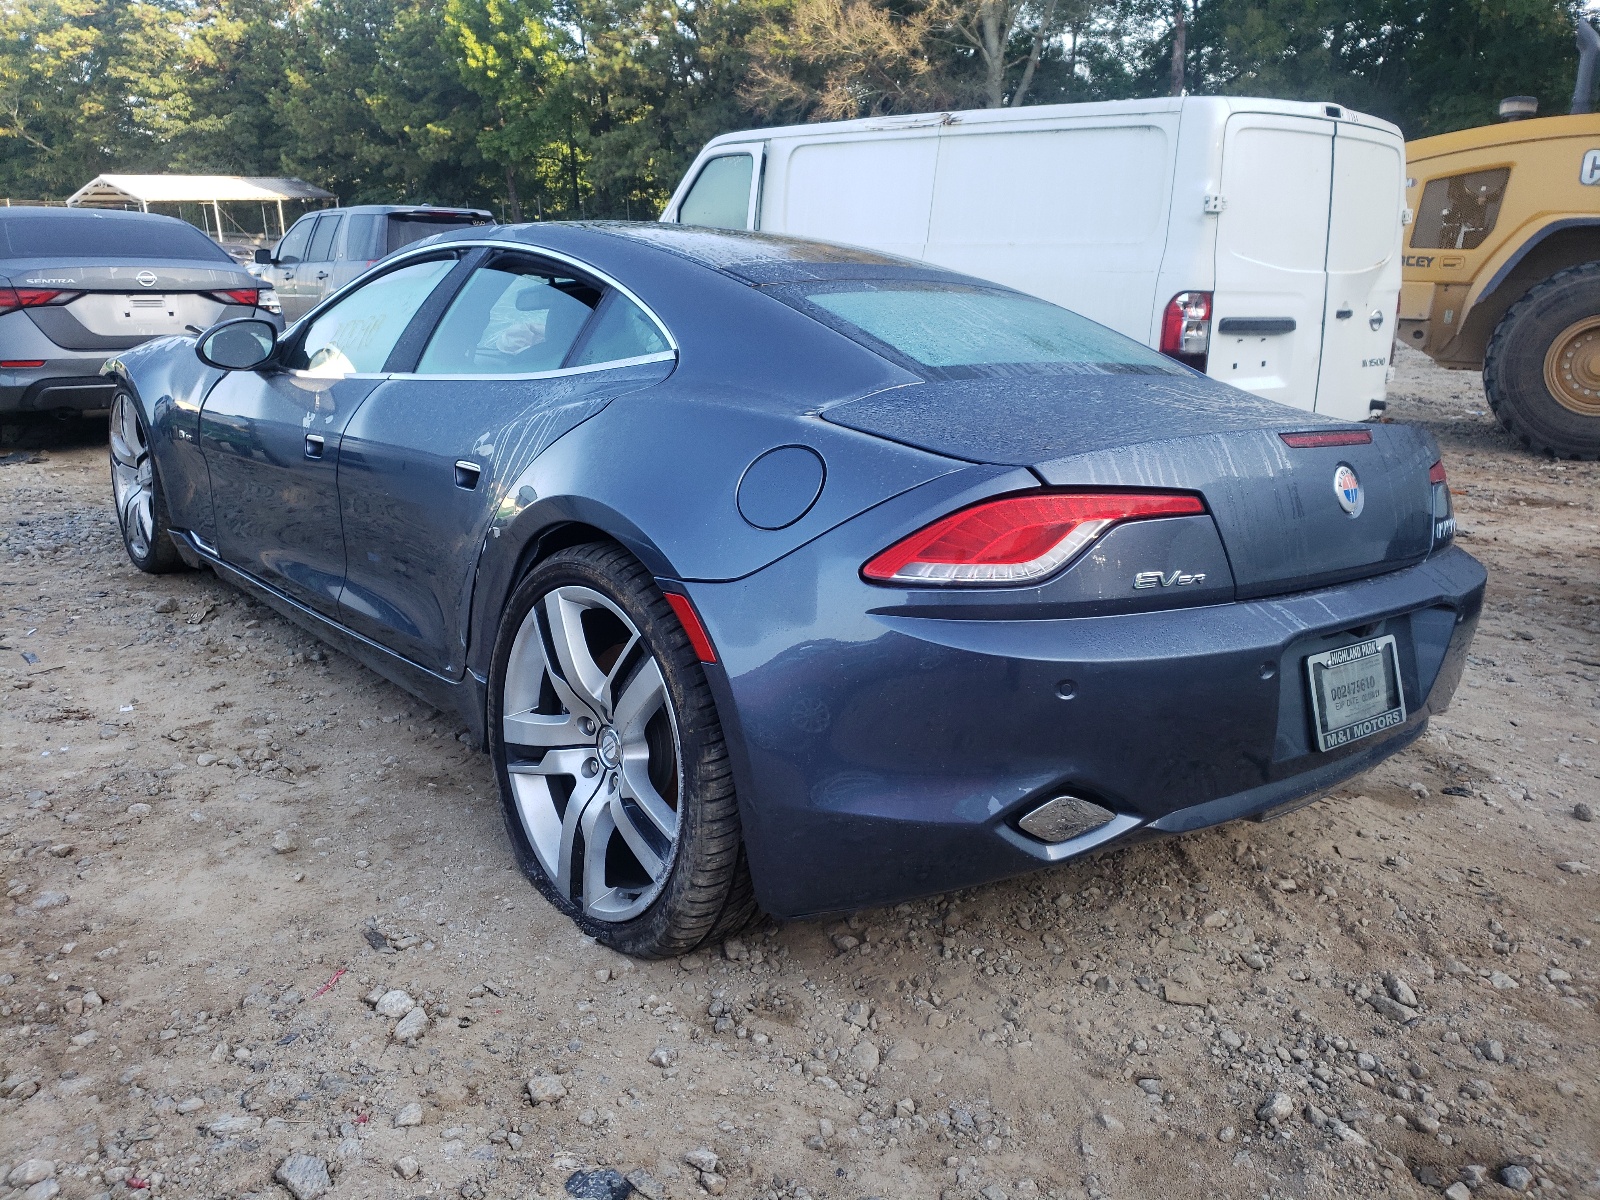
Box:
1134;570;1207;590
1334;463;1364;516
137;270;158;287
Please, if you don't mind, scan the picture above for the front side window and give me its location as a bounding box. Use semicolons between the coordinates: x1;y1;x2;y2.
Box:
275;217;315;265
678;155;754;230
1411;168;1510;251
415;257;601;375
796;282;1181;379
290;257;455;377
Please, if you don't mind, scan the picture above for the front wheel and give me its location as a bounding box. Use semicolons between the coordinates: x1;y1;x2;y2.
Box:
487;543;756;958
1483;261;1600;460
109;391;185;573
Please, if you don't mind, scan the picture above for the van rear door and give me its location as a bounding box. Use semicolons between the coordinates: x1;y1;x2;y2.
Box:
1313;123;1404;421
1210;113;1333;412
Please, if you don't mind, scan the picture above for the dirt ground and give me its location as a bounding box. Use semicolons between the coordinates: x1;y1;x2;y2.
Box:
1;347;1597;1200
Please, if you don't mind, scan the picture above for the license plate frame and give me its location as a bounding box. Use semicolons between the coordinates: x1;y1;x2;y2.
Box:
1305;634;1406;752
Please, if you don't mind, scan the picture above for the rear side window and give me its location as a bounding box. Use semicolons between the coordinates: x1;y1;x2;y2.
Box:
415;257;601;374
387;214;486;255
678;155;754;230
341;214;382;261
0;213;232;262
798;282;1180;378
1411;168;1509;251
306;214;342;262
570;293;670;366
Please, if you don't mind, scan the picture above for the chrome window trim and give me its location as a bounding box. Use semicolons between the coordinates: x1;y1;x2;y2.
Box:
388;348;677;383
330;236;680;358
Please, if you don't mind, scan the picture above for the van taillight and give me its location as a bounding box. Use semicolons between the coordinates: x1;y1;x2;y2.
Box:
1159;291;1211;371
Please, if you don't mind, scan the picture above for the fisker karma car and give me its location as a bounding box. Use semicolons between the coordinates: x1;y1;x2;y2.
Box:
1;207;280;418
101;223;1485;957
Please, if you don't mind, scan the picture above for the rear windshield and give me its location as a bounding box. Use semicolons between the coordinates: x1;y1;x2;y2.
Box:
796;282;1181;379
0;213;232;262
387;214;489;255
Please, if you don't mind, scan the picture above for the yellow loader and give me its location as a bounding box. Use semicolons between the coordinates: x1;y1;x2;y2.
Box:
1401;20;1600;458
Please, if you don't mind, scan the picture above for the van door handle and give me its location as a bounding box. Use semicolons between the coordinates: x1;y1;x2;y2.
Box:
454;460;482;489
1335;307;1354;319
304;434;325;460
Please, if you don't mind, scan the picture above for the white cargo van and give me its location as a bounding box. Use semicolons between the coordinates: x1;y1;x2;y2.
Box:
661;97;1407;421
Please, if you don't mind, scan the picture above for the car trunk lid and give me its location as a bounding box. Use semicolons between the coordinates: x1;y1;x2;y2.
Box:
822;372;1437;597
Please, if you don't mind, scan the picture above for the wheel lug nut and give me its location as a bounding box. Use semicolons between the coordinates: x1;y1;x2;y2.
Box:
581;717;596;735
582;758;599;777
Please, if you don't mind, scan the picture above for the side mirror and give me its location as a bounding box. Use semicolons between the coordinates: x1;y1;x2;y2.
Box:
254;247;273;265
195;318;278;371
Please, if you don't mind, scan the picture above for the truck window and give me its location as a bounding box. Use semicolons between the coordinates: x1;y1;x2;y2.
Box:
341;213;382;261
306;214;343;263
1411;168;1509;251
797;281;1180;377
678;155;754;229
386;213;487;255
275;217;316;265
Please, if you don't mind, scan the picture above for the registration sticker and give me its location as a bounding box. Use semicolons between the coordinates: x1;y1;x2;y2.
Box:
1305;635;1405;752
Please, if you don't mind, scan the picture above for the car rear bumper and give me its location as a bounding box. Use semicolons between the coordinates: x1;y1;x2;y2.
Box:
0;368;116;415
688;544;1486;919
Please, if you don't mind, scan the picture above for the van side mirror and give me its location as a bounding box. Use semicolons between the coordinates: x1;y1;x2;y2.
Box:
195;318;278;371
254;247;273;265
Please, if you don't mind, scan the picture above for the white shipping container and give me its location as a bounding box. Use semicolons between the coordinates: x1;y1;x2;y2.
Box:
662;97;1407;421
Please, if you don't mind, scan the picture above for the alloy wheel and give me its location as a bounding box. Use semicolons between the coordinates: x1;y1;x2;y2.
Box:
501;585;682;922
110;393;155;559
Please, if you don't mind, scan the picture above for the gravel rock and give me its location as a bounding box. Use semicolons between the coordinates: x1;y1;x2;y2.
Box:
1489;971;1519;990
683;1147;720;1173
395;1102;423;1127
527;1075;567;1104
274;1153;331;1200
648;1045;678;1068
849;1040;881;1073
1479;1039;1505;1063
564;1167;633;1199
1575;802;1594;822
394;1156;420;1180
1499;1165;1534;1192
1257;1092;1295;1122
625;1169;664;1200
1444;1185;1471;1200
1365;994;1418;1023
271;829;298;854
1383;974;1419;1007
374;989;416;1019
6;1162;54;1187
206;1114;263;1137
30;891;68;910
393;1006;428;1041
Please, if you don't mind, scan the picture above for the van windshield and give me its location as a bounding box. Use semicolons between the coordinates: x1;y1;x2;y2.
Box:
798;282;1181;378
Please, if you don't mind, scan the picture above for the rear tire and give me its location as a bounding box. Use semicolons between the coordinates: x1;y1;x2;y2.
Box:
487;542;757;958
109;391;186;573
1483;261;1600;460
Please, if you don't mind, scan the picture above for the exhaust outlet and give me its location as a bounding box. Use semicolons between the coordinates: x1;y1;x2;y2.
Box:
1016;794;1116;844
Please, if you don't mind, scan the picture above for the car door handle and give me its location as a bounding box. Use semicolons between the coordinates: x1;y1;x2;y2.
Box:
315;270;329;280
304;434;325;460
282;271;295;280
1335;307;1354;319
454;460;482;490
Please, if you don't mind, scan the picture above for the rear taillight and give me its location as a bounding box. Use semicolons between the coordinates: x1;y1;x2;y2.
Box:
863;491;1208;586
1429;460;1454;546
209;288;260;307
1159;291;1212;371
0;287;76;313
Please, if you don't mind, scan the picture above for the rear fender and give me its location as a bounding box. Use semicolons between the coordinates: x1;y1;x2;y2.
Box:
102;336;225;540
464;388;965;681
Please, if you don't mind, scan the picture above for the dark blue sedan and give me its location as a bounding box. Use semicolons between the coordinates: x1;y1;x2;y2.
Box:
103;224;1485;957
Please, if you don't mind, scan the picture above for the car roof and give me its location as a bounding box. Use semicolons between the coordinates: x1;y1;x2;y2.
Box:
0;207;198;227
461;221;992;289
323;204;494;218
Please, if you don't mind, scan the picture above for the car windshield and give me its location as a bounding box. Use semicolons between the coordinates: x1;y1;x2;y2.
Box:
0;214;232;262
800;282;1181;378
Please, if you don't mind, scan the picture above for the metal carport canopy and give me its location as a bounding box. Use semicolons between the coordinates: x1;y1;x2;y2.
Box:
66;175;333;208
